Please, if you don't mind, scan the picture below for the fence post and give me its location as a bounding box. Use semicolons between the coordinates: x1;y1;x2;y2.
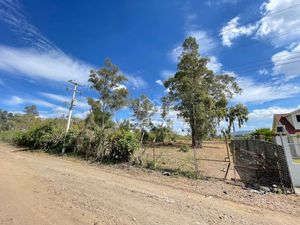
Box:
224;135;231;179
193;145;200;178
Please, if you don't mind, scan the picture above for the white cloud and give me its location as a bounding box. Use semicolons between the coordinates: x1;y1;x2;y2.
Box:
207;56;222;73
249;105;299;120
169;30;216;62
73;111;89;119
220;17;257;47
257;0;300;46
39;92;90;109
160;70;175;79
0;0;59;51
272;43;300;80
206;0;240;7
220;0;300;47
0;1;93;84
5;96;24;105
258;68;269;75
0;45;92;84
126;74;147;89
155;80;163;86
233;76;300;103
39;92;69;102
4;95;56;108
112;84;127;91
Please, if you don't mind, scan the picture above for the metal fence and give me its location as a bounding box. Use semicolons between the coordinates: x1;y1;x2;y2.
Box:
230;139;292;188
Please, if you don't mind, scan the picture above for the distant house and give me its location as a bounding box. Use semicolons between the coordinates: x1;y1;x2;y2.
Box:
272;109;300;158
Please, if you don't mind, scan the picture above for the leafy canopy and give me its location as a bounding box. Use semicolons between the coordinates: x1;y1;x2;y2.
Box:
164;36;241;146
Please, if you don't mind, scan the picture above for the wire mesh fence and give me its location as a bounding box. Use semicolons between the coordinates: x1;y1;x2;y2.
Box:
230;139;292;189
140;141;230;179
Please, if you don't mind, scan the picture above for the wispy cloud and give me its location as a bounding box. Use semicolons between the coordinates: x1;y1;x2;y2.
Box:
0;45;92;83
39;92;69;102
4;95;56;108
0;0;59;51
126;74;147;89
0;0;92;84
39;92;90;109
206;0;240;7
272;43;300;80
233;76;300;103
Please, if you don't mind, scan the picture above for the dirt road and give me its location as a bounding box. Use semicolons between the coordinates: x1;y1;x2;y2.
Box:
0;143;299;225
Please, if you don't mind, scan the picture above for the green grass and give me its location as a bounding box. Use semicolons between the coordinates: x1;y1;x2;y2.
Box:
293;159;300;163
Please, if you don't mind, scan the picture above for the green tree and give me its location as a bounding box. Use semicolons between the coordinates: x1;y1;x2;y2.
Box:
0;109;13;131
130;94;156;143
88;58;128;158
252;128;274;142
164;37;241;147
225;103;249;138
24;105;39;117
159;96;172;143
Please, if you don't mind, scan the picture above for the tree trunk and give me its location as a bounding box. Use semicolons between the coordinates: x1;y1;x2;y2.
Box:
139;131;145;165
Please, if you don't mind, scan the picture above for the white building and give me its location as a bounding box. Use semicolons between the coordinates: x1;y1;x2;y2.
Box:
272;109;300;158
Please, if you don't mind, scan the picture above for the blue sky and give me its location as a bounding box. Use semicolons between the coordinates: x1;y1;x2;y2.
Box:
1;0;300;133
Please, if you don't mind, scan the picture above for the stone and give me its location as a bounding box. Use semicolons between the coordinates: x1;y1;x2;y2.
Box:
260;186;271;193
163;171;171;176
249;189;264;194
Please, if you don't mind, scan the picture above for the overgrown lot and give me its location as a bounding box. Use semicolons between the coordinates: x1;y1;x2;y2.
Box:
141;141;230;179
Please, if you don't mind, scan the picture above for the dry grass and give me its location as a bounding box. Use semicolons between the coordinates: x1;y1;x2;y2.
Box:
140;141;231;179
293;158;300;163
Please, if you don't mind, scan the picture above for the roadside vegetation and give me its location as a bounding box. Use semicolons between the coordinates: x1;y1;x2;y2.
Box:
0;37;249;178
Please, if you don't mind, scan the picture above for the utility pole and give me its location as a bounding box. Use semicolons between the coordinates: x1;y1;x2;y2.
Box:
62;80;82;154
66;81;78;133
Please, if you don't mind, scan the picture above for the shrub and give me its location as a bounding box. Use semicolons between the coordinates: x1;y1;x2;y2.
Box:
179;145;189;152
109;129;139;162
13;122;78;152
0;131;20;143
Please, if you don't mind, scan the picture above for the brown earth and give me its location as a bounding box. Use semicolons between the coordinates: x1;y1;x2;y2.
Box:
0;142;299;225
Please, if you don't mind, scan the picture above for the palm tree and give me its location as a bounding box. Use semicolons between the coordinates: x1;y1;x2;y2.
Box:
225;103;248;139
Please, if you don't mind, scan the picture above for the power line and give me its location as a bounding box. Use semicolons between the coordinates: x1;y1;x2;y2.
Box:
219;3;300;35
228;53;300;71
232;59;300;75
219;28;300;56
62;80;84;154
189;2;300;45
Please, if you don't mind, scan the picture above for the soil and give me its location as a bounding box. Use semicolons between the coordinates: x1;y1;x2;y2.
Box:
0;143;299;225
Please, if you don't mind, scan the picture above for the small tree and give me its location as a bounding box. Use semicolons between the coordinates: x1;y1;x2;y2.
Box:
159;96;172;143
24;105;39;117
130;94;156;143
164;37;241;148
0;109;13;131
130;94;155;164
88;58;128;158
